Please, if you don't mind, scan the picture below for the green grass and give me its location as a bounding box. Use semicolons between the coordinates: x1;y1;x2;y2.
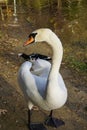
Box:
66;56;87;72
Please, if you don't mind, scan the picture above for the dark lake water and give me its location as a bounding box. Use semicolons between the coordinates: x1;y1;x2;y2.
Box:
0;0;87;41
3;0;86;42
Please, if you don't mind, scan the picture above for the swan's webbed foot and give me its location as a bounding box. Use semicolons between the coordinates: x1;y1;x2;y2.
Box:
44;110;65;128
28;123;47;130
45;116;65;128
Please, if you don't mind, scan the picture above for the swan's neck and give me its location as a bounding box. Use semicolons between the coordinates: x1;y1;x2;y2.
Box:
47;33;63;80
45;33;63;104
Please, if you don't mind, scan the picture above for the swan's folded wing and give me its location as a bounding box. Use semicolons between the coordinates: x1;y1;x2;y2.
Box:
31;59;51;77
33;75;47;98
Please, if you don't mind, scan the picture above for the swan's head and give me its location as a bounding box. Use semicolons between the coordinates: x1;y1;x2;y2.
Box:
24;28;52;46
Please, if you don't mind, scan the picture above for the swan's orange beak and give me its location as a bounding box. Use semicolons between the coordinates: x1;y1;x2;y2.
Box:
23;36;34;46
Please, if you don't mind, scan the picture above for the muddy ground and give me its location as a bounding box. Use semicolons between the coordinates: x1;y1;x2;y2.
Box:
0;19;87;130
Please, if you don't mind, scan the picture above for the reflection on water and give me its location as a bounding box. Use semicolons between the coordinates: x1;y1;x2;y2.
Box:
1;0;87;28
5;1;87;33
1;0;87;43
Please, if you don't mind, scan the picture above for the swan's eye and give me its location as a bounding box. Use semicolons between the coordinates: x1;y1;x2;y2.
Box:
29;33;37;38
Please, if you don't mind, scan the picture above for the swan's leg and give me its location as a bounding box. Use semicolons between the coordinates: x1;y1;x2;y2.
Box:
28;109;47;130
45;110;65;128
28;109;31;128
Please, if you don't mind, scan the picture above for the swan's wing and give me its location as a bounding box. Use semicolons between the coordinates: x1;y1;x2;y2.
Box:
18;61;47;100
18;53;51;77
33;75;47;98
31;59;51;77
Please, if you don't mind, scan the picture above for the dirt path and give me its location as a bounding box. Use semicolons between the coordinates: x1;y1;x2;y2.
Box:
0;20;87;130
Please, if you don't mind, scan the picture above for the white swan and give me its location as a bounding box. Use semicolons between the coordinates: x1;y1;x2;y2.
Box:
18;28;67;129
